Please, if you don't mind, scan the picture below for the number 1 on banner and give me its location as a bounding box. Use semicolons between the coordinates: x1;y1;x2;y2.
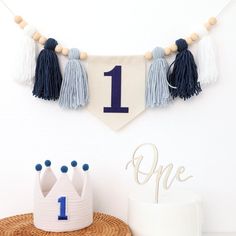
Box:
103;66;129;113
58;196;68;220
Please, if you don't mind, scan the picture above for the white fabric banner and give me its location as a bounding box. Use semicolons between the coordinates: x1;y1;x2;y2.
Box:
87;56;146;130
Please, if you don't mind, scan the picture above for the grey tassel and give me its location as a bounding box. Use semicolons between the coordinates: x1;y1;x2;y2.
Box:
146;47;171;108
59;48;89;109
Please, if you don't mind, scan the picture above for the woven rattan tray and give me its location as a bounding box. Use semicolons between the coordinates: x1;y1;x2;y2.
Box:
0;213;131;236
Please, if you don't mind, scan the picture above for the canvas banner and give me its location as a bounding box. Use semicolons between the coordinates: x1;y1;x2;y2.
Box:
87;56;146;130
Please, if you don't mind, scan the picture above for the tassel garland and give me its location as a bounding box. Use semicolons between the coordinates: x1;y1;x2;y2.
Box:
33;38;62;100
59;48;89;109
168;39;202;100
197;29;218;85
13;25;37;85
146;47;171;107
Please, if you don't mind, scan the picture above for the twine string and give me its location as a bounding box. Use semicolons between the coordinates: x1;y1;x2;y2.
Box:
0;0;15;16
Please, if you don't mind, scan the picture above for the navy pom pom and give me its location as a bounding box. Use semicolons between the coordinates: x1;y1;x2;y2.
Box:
61;166;68;173
82;164;89;171
168;38;201;100
33;38;62;101
45;160;51;167
71;160;77;167
35;164;42;171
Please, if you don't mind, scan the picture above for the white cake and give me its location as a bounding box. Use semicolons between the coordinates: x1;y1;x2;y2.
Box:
128;191;202;236
33;160;93;232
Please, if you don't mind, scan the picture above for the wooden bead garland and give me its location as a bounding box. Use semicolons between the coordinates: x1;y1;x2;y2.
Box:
33;32;41;41
19;20;27;29
186;37;193;45
170;44;178;52
204;22;212;31
62;47;69;56
208;17;217;25
80;52;88;60
55;45;63;53
164;47;171;56
39;36;47;45
190;33;199;41
144;51;153;60
14;15;23;24
13;14;217;61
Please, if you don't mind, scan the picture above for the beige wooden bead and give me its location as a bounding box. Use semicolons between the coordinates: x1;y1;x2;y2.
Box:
14;15;23;24
39;36;47;45
33;32;41;41
19;20;27;29
164;47;171;56
208;17;217;25
144;51;153;60
170;44;178;52
62;47;69;56
186;37;193;45
204;22;211;31
190;33;199;41
55;45;63;53
80;52;88;60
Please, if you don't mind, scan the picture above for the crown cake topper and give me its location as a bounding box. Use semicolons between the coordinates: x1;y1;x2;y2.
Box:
34;160;93;232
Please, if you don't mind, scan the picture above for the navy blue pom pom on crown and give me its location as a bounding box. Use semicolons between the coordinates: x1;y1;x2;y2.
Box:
45;160;51;167
61;166;68;173
35;164;42;171
71;160;78;167
82;164;89;171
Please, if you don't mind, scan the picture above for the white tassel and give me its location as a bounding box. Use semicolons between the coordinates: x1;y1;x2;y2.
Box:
13;25;37;85
196;30;218;85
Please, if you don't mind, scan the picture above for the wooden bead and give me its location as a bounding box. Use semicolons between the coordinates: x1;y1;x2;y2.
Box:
190;33;199;41
80;52;88;60
208;17;217;25
33;32;41;41
14;15;23;24
39;36;47;45
186;37;193;45
55;45;63;53
170;44;178;52
19;20;27;29
62;47;69;56
144;51;153;60
204;22;211;31
164;47;171;56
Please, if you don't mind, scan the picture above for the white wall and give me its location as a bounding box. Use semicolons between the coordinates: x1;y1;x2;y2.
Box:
0;0;235;233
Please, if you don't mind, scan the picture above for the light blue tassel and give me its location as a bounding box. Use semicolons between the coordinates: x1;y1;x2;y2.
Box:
146;47;171;108
59;48;89;109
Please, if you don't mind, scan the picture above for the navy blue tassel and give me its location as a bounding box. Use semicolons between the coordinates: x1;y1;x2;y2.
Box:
33;38;62;100
168;39;202;100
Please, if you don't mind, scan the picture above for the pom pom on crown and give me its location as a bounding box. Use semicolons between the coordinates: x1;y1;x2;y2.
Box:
83;164;89;171
71;160;78;167
45;160;51;167
35;164;42;171
61;165;68;173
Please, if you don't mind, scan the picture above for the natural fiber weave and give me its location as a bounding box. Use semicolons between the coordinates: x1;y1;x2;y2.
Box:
0;213;132;236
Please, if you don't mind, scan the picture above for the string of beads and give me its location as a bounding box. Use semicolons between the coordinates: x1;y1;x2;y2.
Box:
14;15;217;60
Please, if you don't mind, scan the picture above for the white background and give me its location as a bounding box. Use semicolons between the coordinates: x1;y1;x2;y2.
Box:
0;0;235;234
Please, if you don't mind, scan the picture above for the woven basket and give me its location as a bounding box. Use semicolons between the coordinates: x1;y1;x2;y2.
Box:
0;213;132;236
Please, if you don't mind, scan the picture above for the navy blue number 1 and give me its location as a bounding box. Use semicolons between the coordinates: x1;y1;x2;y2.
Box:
103;66;129;113
58;196;68;220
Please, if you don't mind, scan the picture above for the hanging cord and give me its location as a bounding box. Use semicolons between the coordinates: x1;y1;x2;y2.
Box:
0;0;15;16
216;0;233;18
